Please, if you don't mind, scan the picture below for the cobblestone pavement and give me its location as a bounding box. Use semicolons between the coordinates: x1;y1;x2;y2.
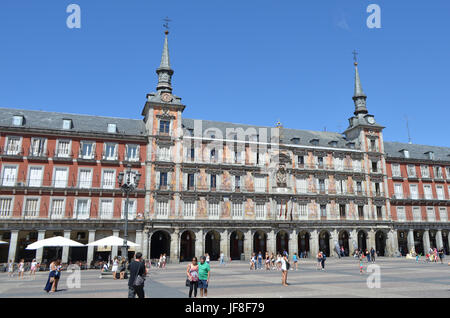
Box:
0;257;449;298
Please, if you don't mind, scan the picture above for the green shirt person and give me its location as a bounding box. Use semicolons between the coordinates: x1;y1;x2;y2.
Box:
198;256;211;297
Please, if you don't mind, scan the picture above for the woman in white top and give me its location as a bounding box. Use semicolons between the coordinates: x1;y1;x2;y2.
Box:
281;254;288;287
111;257;119;280
18;259;25;279
30;259;38;278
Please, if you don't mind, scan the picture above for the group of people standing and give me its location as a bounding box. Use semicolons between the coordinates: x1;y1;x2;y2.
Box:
7;259;39;278
186;255;211;298
249;251;298;272
353;247;377;263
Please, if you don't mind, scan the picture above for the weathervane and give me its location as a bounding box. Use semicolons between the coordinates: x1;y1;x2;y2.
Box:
352;49;358;65
163;17;171;33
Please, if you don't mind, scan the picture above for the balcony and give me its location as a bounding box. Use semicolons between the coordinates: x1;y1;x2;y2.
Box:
77;151;97;163
101;152;120;165
0;146;24;159
28;148;49;161
52;150;74;162
123;154;142;166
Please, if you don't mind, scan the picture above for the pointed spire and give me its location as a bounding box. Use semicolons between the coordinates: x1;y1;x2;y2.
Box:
156;30;174;93
352;61;368;115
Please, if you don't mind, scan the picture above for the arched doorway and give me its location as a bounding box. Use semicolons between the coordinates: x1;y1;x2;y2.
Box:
253;231;267;254
375;231;386;256
319;231;330;256
276;231;289;254
150;230;171;259
298;231;310;258
414;230;424;255
358;230;367;252
230;230;244;260
443;231;449;255
397;230;408;256
180;231;195;262
205;230;220;260
338;230;350;256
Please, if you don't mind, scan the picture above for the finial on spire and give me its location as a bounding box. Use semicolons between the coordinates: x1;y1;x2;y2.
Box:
352;49;358;66
156;20;174;93
163;17;171;34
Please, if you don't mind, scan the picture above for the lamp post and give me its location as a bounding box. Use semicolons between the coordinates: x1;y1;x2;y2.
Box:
117;164;141;260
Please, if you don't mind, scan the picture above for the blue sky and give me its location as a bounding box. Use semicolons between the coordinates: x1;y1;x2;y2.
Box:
0;1;449;146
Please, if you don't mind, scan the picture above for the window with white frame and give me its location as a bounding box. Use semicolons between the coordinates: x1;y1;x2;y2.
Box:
1;166;17;186
394;184;403;199
50;199;65;219
28;166;43;187
121;199;136;220
391;163;401;177
104;143;117;160
79;169;92;188
53;167;68;188
30;137;47;157
80;141;95;159
353;160;362;172
255;203;266;220
407;165;416;177
298;203;307;218
426;207;435;222
100;199;114;219
0;198;12;218
56;140;71;157
436;185;445;200
102;170;115;189
446;167;450;179
157;146;171;161
232;202;243;218
75;199;90;219
5;136;21;155
12;115;24;126
423;184;433;199
421;165;430;178
62;119;72;130
412;206;421;221
439;207;447;222
208;202;220;218
409;184;419;199
296;178;307;194
24;198;39;218
434;166;443;179
126;144;139;161
157;201;169;217
107;123;117;133
183;202;195;218
396;207;406;222
254;176;266;192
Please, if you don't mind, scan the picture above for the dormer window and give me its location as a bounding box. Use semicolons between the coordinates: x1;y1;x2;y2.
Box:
310;139;319;146
12;115;24;126
401;150;410;158
425;151;434;160
62;119;72;130
329;141;338;147
291;138;300;145
346;142;355;149
107;123;117;133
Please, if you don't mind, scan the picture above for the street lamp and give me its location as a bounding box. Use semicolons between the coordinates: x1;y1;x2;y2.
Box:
117;164;141;260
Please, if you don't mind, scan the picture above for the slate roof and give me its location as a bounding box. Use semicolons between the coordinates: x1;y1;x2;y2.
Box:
182;118;356;150
384;141;450;162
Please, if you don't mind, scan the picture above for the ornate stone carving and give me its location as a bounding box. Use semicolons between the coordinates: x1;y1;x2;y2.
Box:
276;164;287;187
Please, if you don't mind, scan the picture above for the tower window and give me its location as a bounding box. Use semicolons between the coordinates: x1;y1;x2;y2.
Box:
63;119;72;130
159;120;170;134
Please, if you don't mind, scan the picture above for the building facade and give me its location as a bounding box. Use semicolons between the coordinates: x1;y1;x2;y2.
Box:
0;31;448;264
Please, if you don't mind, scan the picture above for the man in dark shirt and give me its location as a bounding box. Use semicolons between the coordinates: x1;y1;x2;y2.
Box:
127;252;147;298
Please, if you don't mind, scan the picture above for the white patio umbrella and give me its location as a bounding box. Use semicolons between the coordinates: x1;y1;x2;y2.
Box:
0;240;8;245
86;235;139;247
25;236;85;250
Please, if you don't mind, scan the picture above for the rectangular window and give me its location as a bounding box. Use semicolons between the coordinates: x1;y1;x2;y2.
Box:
79;169;92;188
159;120;170;134
50;199;65;219
104;143;117;160
255;203;266;220
397;207;406;221
56;140;71;157
121;199;136;220
421;165;430;178
208;202;220;218
434;166;443;179
298;204;307;218
235;176;241;190
319;179;325;193
187;174;195;189
394;184;403;199
436;186;445;200
100;200;113;219
157;146;171;161
75;199;90;219
358;206;364;219
426;207;435;222
12;115;23;126
339;204;346;218
80;141;95;159
412;207;421;222
296;178;307;194
102;170;115;189
157;201;169;217
424;185;433;199
24;198;39;218
320;205;327;218
232;203;243;218
1;166;17;186
439;207;448;222
126;144;139;161
298;155;304;167
371;161;378;173
0;198;13;218
407;165;416;177
159;172;168;188
210;175;217;189
183;202;195;218
107;123;117;133
409;184;418;199
62;119;72;130
53;167;68;188
30;138;47;157
28;167;43;187
392;164;401;177
376;206;382;219
317;157;324;168
446;167;450;180
5;136;21;155
254;176;266;192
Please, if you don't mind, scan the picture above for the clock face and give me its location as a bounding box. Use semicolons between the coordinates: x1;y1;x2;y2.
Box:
367;117;375;124
161;93;172;103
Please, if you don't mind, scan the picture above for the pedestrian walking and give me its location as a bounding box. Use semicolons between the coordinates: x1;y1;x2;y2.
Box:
316;251;322;270
18;259;25;279
257;251;263;270
292;253;298;270
265;252;270;270
281;253;289;286
186;257;199;298
8;260;14;277
30;258;38;278
128;252;146;298
366;249;371;262
321;252;326;271
162;253;167;268
198;256;211;298
219;251;225;266
438;248;444;264
205;253;210;264
370;247;376;263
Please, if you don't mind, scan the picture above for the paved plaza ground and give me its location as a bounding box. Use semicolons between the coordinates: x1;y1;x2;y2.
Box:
0;257;449;298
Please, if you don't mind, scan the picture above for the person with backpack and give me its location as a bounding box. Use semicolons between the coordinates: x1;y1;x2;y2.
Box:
128;252;147;298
